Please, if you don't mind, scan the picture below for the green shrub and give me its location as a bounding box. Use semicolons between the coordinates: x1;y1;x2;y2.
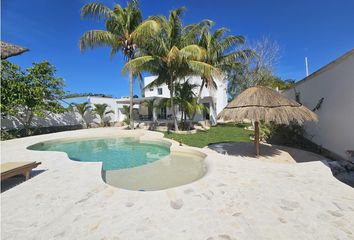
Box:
265;122;319;152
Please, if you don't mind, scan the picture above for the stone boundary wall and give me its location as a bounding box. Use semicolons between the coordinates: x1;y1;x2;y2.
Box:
1;111;112;130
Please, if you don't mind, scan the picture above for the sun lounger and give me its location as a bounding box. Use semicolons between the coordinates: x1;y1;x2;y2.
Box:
1;161;41;181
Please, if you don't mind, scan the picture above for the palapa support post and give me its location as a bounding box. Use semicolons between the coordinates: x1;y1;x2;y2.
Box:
254;121;260;156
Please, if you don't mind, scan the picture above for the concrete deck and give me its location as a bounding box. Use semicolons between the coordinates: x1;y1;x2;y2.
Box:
1;128;354;240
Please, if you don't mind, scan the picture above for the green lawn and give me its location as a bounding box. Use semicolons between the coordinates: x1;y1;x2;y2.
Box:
163;123;253;148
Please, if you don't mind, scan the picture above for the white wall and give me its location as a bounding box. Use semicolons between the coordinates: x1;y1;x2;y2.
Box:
1;96;125;131
144;75;228;125
282;51;354;159
64;96;121;123
144;76;170;98
1;112;82;130
88;97;118;123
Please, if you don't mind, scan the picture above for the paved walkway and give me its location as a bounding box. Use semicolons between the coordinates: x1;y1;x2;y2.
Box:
1;128;354;240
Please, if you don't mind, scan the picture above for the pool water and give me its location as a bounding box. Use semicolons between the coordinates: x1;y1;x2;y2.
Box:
28;138;170;170
104;151;208;191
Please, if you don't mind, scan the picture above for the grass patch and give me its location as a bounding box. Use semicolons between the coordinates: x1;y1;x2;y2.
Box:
163;123;252;148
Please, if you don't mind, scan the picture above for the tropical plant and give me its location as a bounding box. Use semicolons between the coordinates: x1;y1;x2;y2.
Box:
122;105;131;126
174;81;201;122
156;81;205;130
71;102;91;128
184;98;206;121
196;26;250;102
142;99;156;119
80;0;157;129
1;60;66;135
123;7;220;131
93;103;114;126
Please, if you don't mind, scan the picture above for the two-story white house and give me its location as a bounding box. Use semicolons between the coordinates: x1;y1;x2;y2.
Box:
62;75;228;127
133;75;228;125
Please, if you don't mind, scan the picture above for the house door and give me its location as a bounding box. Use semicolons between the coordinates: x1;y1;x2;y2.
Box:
203;103;210;120
160;107;166;119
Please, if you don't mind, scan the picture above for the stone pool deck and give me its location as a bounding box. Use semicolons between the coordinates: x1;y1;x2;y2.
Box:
1;128;354;240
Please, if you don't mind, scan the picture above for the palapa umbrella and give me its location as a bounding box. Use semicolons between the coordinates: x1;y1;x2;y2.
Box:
218;86;318;156
1;41;29;59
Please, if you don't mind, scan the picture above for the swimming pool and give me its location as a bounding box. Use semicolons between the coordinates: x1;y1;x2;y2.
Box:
28;138;171;170
28;137;207;191
104;151;208;191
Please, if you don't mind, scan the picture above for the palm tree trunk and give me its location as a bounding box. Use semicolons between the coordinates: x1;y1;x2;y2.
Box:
129;63;134;130
191;78;205;121
100;114;104;127
138;73;145;97
197;78;205;104
170;80;179;131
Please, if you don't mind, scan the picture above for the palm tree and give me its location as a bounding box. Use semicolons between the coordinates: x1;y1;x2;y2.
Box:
71;102;91;128
142;99;156;120
174;81;205;130
80;1;157;129
174;81;197;121
196;26;251;103
123;8;219;131
122;105;131;126
92;103;114;126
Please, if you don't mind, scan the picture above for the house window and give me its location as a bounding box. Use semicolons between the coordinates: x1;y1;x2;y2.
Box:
149;88;153;91
157;88;163;95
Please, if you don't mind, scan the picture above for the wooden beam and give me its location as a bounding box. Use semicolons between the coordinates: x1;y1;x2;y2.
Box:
255;121;260;156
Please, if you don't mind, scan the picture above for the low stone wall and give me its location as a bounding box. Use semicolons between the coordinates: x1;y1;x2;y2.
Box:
1;112;82;130
1;111;116;131
0;111;125;140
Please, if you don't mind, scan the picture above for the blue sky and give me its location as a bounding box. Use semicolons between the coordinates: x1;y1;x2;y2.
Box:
2;0;354;98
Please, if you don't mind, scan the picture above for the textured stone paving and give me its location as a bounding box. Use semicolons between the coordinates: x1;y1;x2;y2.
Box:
1;128;354;240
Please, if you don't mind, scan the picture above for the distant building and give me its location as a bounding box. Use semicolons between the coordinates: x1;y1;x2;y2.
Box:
63;75;228;126
121;75;228;125
282;49;354;159
62;96;133;123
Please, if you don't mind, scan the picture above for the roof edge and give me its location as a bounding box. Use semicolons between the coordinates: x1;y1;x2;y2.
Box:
293;48;354;87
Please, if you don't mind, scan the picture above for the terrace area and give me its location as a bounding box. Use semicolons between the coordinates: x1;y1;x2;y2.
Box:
2;128;354;240
1;0;354;239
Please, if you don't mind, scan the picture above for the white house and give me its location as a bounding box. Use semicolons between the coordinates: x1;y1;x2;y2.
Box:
132;75;228;125
62;96;138;123
282;49;354;160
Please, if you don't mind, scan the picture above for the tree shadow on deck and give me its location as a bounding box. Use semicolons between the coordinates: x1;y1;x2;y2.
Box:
1;170;46;193
208;142;354;188
208;142;323;163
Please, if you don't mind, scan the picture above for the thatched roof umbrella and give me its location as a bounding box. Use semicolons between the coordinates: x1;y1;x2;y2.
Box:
218;86;318;156
1;41;29;59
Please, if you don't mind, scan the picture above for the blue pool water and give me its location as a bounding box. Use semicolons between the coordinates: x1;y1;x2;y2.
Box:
28;138;170;170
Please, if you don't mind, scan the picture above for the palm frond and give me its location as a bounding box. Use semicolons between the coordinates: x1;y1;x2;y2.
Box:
81;2;116;20
180;45;206;61
122;56;156;74
218;35;245;52
132;19;161;45
80;30;120;52
188;60;221;78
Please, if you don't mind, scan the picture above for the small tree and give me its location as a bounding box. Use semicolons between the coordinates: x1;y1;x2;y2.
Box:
142;99;156;120
71;102;91;128
1;60;65;135
122;105;131;126
93;103;114;126
228;36;281;96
